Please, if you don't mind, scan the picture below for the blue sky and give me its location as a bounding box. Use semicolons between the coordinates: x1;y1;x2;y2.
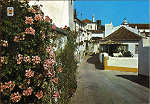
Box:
74;0;149;26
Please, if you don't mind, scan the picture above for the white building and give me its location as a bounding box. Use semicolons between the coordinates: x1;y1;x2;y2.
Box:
103;26;142;57
82;17;97;31
74;10;87;63
138;36;150;77
81;17;105;54
105;22;114;37
128;24;150;34
29;0;74;30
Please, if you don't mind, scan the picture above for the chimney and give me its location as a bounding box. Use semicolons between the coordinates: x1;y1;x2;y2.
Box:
96;20;101;30
74;9;77;18
92;16;95;22
96;20;101;25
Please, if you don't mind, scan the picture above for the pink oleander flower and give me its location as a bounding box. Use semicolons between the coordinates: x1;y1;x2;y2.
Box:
46;46;53;53
51;58;56;65
25;17;34;25
23;87;33;96
28;8;36;13
17;54;23;64
3;40;8;47
35;90;43;99
13;36;19;42
27;79;30;85
29;27;35;35
25;28;30;34
25;0;30;2
45;16;50;22
43;59;53;70
58;66;63;73
4;81;15;90
25;69;34;78
0;57;5;64
51;78;59;84
46;70;55;77
52;24;56;30
9;81;15;91
35;14;43;21
0;83;5;92
25;27;35;35
53;91;60;98
49;50;55;58
10;92;21;103
37;82;40;86
24;56;31;63
41;33;46;40
18;54;23;60
17;59;22;64
32;56;41;64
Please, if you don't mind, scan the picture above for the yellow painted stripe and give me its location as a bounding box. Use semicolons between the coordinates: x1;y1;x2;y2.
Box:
105;66;138;72
104;57;138;72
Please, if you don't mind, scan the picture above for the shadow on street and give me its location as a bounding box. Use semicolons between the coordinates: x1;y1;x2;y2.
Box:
87;53;104;70
116;75;149;88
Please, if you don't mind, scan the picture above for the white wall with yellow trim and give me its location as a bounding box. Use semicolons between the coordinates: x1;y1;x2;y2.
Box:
104;56;138;72
107;57;138;68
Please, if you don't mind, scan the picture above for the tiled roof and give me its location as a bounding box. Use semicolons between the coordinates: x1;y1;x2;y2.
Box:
75;17;85;24
91;37;102;40
128;24;150;29
88;30;104;33
82;19;92;23
105;26;142;41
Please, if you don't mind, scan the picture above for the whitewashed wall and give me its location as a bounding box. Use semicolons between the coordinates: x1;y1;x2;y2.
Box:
126;43;138;57
105;23;113;37
29;0;74;29
85;23;97;30
107;56;138;68
53;36;67;51
138;38;150;76
139;29;150;33
143;37;150;47
93;43;99;54
92;33;104;38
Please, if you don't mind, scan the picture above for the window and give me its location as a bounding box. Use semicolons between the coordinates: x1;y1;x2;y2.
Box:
88;25;91;29
119;44;128;51
135;45;138;54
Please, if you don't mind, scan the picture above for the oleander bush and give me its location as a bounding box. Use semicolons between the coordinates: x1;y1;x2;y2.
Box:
56;28;77;104
0;0;77;104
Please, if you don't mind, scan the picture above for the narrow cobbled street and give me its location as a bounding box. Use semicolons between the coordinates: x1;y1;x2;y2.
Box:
71;54;149;104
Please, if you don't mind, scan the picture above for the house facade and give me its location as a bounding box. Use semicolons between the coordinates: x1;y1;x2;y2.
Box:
81;18;105;54
104;19;150;57
103;26;142;57
74;10;87;63
74;10;105;63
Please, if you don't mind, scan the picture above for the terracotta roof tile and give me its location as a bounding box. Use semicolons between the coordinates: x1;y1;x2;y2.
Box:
88;30;104;33
82;19;92;23
128;24;150;29
105;26;142;41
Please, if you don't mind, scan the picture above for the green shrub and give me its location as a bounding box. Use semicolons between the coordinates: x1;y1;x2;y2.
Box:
56;30;77;104
122;51;133;57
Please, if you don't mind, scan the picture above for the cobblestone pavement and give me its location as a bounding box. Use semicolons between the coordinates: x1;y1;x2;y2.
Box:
71;54;149;104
